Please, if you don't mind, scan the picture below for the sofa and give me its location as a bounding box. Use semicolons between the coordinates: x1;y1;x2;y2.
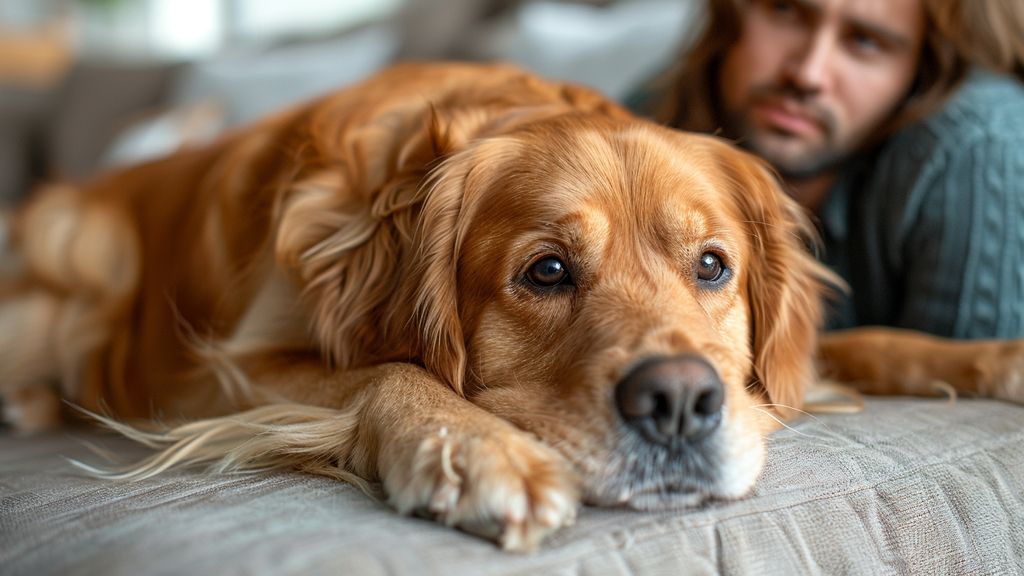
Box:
2;397;1022;575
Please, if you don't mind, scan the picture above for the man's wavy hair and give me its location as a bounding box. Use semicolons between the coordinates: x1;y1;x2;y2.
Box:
657;0;1024;136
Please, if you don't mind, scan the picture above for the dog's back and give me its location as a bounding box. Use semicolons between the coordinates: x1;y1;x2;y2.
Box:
0;62;624;430
1;136;265;425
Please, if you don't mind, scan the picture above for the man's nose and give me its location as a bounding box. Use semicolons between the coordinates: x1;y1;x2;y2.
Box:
615;355;724;445
785;29;836;94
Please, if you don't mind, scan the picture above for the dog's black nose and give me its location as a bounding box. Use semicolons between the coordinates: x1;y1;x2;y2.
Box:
615;355;724;445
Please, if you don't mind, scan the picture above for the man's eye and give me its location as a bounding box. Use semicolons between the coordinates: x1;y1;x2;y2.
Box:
765;0;799;19
526;256;573;289
847;31;883;54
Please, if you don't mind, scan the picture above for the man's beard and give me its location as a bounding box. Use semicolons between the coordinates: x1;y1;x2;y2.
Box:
738;130;844;180
721;84;844;181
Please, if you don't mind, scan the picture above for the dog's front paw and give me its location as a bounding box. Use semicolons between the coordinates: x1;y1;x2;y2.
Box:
383;426;579;551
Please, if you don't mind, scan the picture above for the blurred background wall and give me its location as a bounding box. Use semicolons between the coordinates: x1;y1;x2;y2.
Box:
0;0;699;206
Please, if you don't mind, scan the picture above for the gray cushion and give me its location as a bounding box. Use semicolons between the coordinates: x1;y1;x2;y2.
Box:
2;398;1023;575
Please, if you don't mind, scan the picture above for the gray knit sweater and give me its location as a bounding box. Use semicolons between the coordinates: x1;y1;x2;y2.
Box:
821;70;1024;338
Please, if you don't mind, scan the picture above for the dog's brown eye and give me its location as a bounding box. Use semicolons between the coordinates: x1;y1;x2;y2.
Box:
697;252;726;283
526;256;571;288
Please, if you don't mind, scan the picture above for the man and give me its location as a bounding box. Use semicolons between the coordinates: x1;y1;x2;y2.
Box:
641;0;1024;338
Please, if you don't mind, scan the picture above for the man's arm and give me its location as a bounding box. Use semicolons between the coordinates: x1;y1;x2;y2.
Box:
898;131;1024;338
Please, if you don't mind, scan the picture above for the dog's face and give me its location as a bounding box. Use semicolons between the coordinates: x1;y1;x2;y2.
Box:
408;115;827;508
285;104;828;509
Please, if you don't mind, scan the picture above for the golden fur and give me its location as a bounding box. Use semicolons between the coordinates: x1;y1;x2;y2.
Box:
2;62;1020;551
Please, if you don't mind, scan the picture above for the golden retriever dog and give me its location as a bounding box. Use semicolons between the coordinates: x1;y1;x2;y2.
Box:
1;62;1020;551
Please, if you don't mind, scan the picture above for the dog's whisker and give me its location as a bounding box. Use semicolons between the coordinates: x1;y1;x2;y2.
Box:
749;407;814;438
749;403;823;423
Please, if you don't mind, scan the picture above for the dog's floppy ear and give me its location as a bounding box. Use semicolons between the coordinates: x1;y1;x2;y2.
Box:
402;133;520;396
274;102;514;393
718;145;836;417
403;151;472;395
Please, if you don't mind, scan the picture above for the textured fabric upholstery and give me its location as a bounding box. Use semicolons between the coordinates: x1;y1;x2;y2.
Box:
2;398;1023;575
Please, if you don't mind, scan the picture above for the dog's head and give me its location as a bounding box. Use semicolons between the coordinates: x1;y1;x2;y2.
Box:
280;92;831;508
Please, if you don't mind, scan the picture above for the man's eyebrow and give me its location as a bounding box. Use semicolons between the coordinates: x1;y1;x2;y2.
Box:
845;17;913;48
789;0;914;48
789;0;823;18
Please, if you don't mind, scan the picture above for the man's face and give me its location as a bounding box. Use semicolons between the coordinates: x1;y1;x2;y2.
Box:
718;0;925;179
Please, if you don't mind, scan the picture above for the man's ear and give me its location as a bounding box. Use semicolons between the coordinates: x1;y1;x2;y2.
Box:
718;145;836;417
